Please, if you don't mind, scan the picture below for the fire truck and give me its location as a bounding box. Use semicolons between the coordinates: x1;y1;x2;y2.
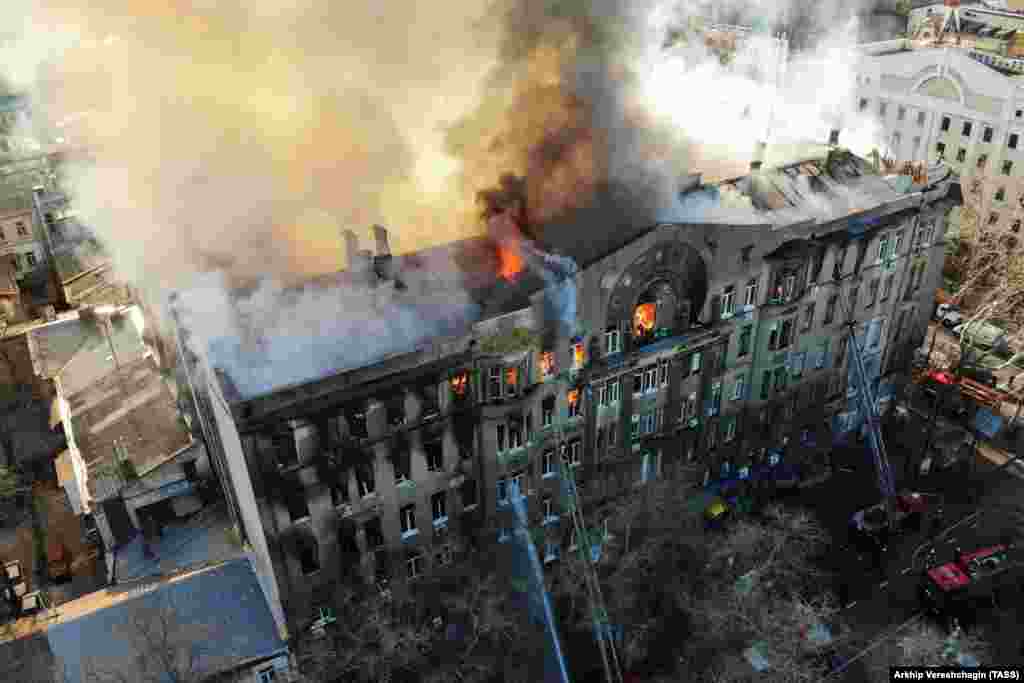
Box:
919;544;1023;631
848;492;934;557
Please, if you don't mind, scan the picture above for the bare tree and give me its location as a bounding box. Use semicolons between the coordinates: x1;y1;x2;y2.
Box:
81;590;242;683
297;556;541;683
946;185;1024;368
864;620;993;682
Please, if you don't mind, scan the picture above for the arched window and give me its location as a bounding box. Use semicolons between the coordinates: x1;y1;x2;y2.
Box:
633;281;680;345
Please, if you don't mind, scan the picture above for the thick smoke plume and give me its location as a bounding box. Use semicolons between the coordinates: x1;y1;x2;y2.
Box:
1;0;894;393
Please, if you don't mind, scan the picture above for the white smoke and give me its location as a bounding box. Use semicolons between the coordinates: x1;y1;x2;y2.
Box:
174;269;480;399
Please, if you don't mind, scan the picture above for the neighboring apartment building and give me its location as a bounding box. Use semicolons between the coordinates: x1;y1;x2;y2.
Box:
172;143;956;635
856;5;1024;232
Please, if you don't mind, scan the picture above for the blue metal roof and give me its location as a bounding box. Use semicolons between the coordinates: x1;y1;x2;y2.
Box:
44;558;285;683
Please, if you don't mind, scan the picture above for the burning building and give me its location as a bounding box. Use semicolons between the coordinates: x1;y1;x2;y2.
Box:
171;138;957;634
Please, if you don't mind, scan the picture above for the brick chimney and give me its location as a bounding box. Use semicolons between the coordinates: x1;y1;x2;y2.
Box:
341;229;360;270
372;225;391;257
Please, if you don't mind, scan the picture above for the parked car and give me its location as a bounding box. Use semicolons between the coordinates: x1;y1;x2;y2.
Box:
953;321;1010;355
936;303;959;320
957;364;997;388
923;432;972;474
942;311;965;329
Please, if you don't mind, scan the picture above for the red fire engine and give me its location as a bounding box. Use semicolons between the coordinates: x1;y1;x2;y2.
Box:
919;544;1021;631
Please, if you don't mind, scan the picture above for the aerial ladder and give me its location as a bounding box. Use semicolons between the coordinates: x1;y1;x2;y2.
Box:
837;286;899;532
500;237;624;683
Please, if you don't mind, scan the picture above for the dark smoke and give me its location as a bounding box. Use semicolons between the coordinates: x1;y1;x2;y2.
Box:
460;0;692;251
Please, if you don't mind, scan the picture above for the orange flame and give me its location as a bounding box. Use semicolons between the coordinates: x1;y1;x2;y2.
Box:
633;303;656;337
567;388;579;407
450;373;468;397
571;342;585;369
505;367;519;390
497;243;524;280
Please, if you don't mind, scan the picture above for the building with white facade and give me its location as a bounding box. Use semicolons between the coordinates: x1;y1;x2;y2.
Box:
856;4;1024;232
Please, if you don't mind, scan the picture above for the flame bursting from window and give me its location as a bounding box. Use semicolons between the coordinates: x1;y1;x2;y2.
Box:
497;243;524;280
567;389;579;408
540;351;555;377
450;373;468;397
571;342;585;369
505;367;518;390
633;303;656;337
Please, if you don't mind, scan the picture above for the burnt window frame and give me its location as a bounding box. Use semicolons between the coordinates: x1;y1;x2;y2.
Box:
460;479;477;509
431;491;447;523
424;439;444;472
299;538;320;575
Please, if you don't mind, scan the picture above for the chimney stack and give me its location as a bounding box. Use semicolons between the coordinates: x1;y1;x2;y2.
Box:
373;225;391;257
750;140;767;172
828;128;840;146
342;229;360;270
358;249;376;286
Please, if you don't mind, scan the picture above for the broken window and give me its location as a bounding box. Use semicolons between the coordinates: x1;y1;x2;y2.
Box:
571;341;585;370
738;325;752;357
487;367;501;399
407;551;424;579
779;318;794;349
284;476;310;522
299;537;319;575
424;440;444;472
744;279;758;308
450;372;469;401
542;449;555;477
563;440;582;467
540;350;555;378
604;325;622;355
803;303;815;331
273;431;298;468
567;389;581;418
330;472;350;507
461;479;477;508
774;366;787;392
392;449;411;483
542;396;555;427
721;285;735;318
400;504;417;536
508;417;524;448
825;295;837;324
419;383;440;419
867;279;879;308
384;394;406;428
504;366;519;396
496;424;506;452
356;463;375;497
431;491;447;524
344;406;368;440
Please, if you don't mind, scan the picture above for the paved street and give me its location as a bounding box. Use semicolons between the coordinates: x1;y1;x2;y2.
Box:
778;377;1024;677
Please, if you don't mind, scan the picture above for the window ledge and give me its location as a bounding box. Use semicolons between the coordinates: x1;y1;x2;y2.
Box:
542;472;557;480
401;529;420;540
433;517;449;528
462;504;478;512
543;516;560;526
